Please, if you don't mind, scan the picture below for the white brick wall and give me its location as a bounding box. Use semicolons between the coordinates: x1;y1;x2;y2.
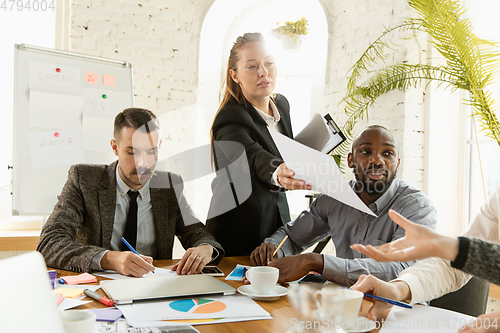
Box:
322;0;427;187
69;0;427;230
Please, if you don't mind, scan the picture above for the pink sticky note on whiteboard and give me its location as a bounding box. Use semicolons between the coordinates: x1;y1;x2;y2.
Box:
103;74;116;87
85;71;99;85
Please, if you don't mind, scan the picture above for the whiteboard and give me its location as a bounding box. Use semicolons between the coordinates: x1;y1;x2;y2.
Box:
12;44;134;215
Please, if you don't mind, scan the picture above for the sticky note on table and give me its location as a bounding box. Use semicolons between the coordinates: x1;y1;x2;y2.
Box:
90;308;122;322
102;74;115;87
54;292;64;306
85;71;99;85
61;273;97;285
53;287;84;298
225;264;251;280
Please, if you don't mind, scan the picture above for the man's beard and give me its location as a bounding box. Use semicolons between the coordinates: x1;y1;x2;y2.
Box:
356;169;397;195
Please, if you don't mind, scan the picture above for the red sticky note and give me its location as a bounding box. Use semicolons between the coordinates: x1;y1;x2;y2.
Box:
85;71;99;85
103;74;116;87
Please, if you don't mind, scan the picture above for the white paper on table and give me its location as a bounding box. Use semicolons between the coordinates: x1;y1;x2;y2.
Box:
27;130;85;169
29;91;83;129
29;61;81;95
130;294;270;321
380;304;475;333
125;315;272;327
94;318;199;332
270;131;376;217
94;267;177;280
81;88;130;151
57;298;91;311
117;303;272;327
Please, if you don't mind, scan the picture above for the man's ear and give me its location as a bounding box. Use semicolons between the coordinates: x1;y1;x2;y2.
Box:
111;139;119;157
347;152;354;168
230;69;239;83
397;157;401;169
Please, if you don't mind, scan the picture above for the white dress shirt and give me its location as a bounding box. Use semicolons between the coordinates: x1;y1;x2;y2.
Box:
91;164;218;270
253;100;284;187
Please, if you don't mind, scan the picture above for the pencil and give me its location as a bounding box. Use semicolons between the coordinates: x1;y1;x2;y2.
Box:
272;235;288;258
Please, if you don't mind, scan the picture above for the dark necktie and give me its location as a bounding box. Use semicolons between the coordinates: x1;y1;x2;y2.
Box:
121;190;140;251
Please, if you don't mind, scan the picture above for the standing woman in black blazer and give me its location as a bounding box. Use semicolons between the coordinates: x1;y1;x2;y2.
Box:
206;32;309;256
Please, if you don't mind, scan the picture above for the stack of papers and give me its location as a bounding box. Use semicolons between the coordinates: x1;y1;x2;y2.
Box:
53;287;84;298
52;284;100;311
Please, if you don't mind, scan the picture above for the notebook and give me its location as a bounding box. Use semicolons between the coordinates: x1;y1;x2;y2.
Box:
100;274;236;304
0;251;65;333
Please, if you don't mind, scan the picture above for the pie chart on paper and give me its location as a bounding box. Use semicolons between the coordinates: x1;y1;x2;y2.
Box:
169;299;227;314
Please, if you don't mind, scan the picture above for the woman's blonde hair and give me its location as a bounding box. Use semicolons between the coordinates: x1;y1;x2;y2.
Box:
210;33;265;167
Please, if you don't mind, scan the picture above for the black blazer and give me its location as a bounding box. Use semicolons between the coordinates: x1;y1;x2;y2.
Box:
206;94;293;256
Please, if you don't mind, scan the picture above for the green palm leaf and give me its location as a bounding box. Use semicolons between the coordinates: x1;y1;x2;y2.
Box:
335;0;500;172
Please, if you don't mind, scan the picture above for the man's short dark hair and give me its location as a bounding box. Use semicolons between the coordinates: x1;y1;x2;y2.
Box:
366;124;389;131
113;108;160;140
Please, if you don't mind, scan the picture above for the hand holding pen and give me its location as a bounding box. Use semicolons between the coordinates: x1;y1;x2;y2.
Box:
98;238;155;277
351;274;413;321
249;236;289;266
121;237;155;274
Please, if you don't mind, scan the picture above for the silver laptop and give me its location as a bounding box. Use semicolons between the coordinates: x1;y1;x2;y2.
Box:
0;252;65;333
100;274;236;304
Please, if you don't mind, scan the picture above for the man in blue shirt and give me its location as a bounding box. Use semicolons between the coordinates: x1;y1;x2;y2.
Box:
250;125;437;286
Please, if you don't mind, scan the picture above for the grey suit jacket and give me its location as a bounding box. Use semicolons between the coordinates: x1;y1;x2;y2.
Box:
37;161;223;273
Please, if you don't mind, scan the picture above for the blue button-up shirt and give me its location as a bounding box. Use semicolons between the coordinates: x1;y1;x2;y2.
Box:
265;178;437;286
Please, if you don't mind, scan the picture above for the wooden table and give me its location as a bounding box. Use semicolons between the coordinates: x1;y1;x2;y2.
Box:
51;256;297;333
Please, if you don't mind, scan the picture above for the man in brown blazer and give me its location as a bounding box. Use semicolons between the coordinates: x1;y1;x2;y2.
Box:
37;108;223;276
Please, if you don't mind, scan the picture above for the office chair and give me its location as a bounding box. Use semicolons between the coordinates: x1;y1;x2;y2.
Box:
430;276;490;317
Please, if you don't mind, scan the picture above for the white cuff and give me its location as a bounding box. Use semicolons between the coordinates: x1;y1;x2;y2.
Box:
198;243;219;262
271;167;283;188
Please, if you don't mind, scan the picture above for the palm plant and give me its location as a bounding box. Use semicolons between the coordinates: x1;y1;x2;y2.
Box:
334;0;500;171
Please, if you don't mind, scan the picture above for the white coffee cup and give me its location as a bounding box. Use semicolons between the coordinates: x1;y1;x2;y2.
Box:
315;287;363;329
61;310;96;333
245;266;279;295
338;289;364;328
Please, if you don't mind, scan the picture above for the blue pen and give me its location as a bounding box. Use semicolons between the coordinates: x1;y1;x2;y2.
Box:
342;287;412;309
362;293;413;309
121;237;155;273
58;278;66;284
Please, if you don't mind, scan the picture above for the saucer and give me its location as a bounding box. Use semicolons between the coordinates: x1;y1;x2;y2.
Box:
238;285;288;301
344;317;376;333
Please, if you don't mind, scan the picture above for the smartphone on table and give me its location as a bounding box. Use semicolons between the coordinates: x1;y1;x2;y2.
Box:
201;266;224;276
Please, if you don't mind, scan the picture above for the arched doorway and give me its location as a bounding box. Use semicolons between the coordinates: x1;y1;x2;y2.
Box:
198;0;329;218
